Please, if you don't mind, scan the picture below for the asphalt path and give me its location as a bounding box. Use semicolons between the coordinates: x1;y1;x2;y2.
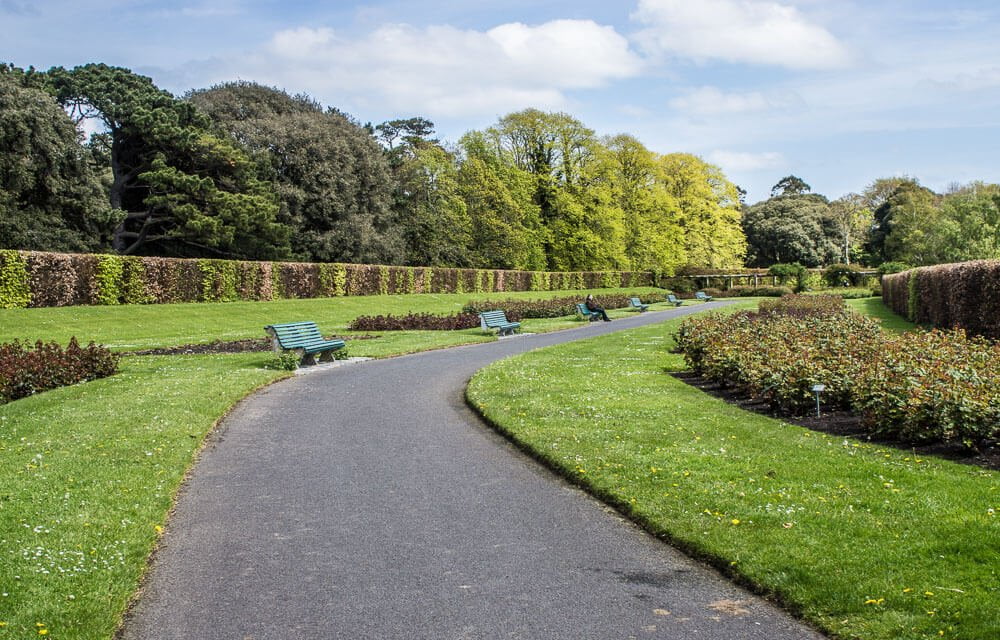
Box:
120;303;825;639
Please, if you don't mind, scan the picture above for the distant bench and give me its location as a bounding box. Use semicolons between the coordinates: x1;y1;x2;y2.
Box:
666;294;683;307
264;321;345;365
629;297;649;312
479;310;521;336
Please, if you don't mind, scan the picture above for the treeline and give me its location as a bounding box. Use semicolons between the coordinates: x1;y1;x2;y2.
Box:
0;63;746;274
742;175;1000;269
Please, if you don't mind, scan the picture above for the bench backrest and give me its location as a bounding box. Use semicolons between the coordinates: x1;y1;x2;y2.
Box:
480;310;512;327
630;297;642;305
667;294;680;302
696;291;708;298
576;303;594;315
265;321;325;348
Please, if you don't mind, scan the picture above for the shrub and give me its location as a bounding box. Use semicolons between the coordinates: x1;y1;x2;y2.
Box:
673;295;1000;449
348;312;487;331
0;249;31;308
822;263;864;287
713;286;793;298
0;337;120;404
463;295;634;319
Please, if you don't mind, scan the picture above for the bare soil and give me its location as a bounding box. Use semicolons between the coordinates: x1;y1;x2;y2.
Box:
671;371;999;471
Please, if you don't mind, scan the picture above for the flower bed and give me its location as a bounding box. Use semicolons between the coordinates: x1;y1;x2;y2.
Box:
462;294;636;319
674;295;1000;449
0;338;120;404
348;312;488;331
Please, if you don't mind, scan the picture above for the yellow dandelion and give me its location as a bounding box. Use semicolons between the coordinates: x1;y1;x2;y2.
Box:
730;519;740;525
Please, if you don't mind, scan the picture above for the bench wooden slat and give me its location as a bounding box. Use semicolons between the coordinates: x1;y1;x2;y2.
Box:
264;321;345;365
479;310;520;336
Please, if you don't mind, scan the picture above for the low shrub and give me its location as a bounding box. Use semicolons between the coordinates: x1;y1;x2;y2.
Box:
713;286;793;298
0;338;120;404
348;312;487;331
463;295;634;319
673;295;1000;449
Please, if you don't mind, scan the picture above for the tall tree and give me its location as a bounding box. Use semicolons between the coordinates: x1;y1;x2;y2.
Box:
827;193;873;264
189;82;400;263
770;175;811;197
657;153;746;269
864;178;938;264
46;64;289;258
742;193;837;267
0;66;114;251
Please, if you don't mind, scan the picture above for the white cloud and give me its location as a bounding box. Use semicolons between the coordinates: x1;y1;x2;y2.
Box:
631;0;851;69
241;19;642;118
668;86;802;114
707;149;785;171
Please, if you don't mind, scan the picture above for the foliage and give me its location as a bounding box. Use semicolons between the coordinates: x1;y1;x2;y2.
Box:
462;294;635;319
188;82;399;264
876;261;911;276
0;337;119;403
269;351;300;371
822;263;864;287
348;311;484;331
674;295;1000;448
742;193;838;267
882;259;1000;339
45;64;292;259
714;285;794;298
0;69;114;252
770;174;811;197
0;248;31;308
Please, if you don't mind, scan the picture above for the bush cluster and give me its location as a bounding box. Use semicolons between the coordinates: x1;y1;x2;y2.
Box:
883;260;1000;339
673;295;1000;449
462;294;635;319
348;312;488;331
0;250;653;308
708;285;794;298
0;338;120;404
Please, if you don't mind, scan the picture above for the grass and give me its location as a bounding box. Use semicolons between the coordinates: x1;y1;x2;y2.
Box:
0;286;670;638
0;352;288;639
0;287;664;353
467;306;998;640
846;297;918;334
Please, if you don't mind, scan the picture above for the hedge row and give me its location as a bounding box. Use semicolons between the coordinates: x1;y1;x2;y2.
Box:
0;250;653;308
462;294;639;319
674;295;1000;448
882;260;1000;339
1;338;120;404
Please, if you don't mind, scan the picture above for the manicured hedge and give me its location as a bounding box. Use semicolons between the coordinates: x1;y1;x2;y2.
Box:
882;260;1000;339
0;338;120;404
674;295;1000;448
0;250;652;308
348;312;486;331
462;294;637;319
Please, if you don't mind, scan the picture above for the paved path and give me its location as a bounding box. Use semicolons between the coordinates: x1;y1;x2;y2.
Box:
121;304;825;639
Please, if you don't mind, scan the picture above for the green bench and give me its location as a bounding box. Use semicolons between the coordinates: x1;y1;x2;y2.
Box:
695;291;714;301
629;297;649;312
666;294;683;307
264;321;346;365
479;310;521;336
576;302;602;321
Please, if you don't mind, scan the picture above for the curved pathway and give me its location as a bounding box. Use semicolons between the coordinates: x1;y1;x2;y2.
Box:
121;304;824;639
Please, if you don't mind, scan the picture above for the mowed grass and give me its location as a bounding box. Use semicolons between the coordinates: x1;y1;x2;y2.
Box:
0;287;663;353
467;310;999;640
0;286;666;638
0;352;288;639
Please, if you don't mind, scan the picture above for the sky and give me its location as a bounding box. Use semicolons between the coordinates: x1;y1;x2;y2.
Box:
3;0;999;203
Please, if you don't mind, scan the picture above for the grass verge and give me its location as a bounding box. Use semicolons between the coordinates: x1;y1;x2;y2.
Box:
0;353;288;639
467;315;998;640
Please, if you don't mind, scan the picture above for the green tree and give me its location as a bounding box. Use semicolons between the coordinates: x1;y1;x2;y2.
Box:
742;193;838;267
865;178;941;264
770;175;811;197
605;134;686;273
657;153;746;268
939;183;1000;260
46;64;289;258
188;82;399;263
827;193;873;265
457;132;547;270
0;67;114;251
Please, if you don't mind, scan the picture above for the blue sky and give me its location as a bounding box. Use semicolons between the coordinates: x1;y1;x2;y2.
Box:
3;0;999;203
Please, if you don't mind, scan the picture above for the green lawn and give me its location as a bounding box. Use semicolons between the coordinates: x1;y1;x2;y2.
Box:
0;353;288;639
467;306;998;640
0;287;663;352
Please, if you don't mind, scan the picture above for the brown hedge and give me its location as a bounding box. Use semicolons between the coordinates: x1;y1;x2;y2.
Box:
882;260;1000;339
1;251;653;308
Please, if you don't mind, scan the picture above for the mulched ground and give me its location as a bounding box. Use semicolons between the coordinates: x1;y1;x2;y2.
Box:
126;335;380;356
671;371;999;471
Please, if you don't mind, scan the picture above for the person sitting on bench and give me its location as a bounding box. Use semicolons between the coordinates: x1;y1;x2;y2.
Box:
585;294;611;322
